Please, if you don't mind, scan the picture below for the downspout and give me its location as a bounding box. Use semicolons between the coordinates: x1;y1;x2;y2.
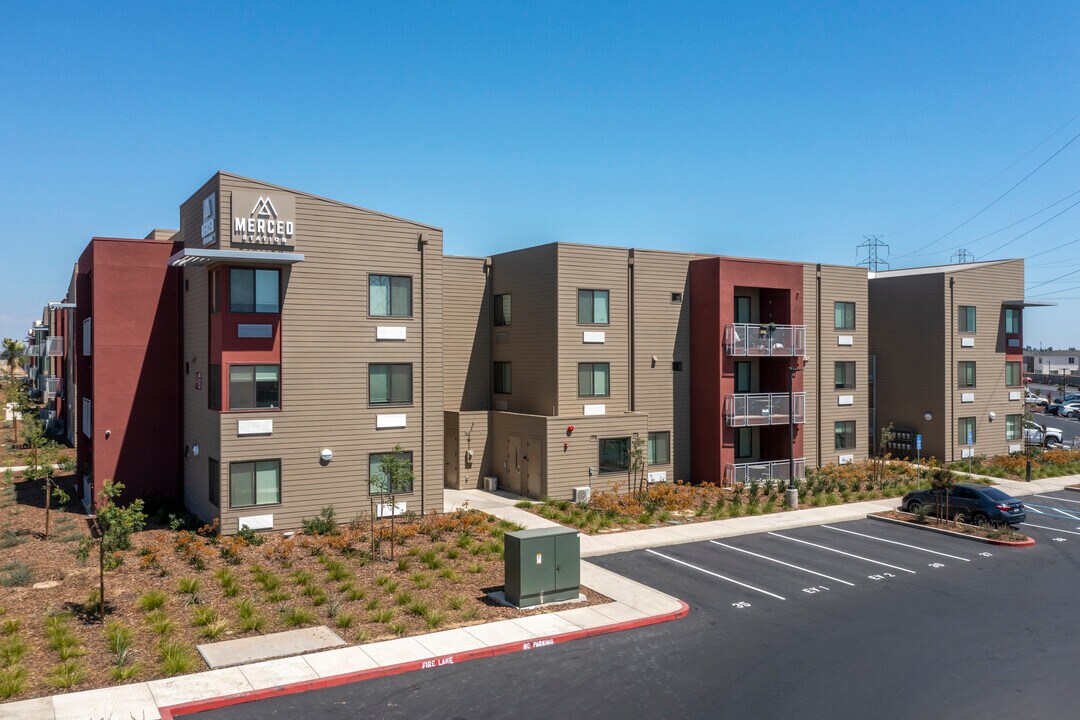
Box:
816;265;822;467
949;275;955;462
628;251;635;412
419;234;428;513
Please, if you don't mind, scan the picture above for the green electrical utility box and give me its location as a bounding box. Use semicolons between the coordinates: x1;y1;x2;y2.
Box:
504;527;580;608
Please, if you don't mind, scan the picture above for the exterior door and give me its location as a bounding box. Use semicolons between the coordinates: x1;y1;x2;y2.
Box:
507;434;522;494
526;435;543;498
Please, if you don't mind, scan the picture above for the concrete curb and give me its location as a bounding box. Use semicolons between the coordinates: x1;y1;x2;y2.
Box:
159;601;690;719
866;513;1037;547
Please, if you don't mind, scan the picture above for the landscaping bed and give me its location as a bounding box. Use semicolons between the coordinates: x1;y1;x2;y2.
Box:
870;509;1032;545
0;475;608;703
520;460;945;534
948;448;1080;480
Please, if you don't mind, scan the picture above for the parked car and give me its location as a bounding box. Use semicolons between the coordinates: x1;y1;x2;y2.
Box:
901;483;1026;525
1045;394;1080;415
1026;391;1049;407
1025;420;1063;446
1059;402;1080;419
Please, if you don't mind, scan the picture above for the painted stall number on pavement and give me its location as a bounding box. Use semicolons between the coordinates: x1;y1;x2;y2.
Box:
868;573;896;580
1053;538;1067;542
732;602;751;609
928;563;945;568
979;552;993;557
802;586;830;594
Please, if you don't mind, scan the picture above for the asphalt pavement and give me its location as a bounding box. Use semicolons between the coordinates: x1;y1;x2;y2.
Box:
188;497;1080;720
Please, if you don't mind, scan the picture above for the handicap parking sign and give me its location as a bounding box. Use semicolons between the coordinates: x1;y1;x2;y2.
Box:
916;434;922;451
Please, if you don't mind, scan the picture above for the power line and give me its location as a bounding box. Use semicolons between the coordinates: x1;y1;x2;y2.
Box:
939;188;1080;253
951;248;976;263
856;235;890;271
1026;235;1080;260
982;197;1080;258
1025;266;1080;292
896;127;1080;258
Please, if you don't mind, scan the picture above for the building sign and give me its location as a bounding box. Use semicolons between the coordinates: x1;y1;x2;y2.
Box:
230;190;297;246
201;193;217;246
195;371;202;390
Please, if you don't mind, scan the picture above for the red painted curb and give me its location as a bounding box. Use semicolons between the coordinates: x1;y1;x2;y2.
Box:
866;513;1036;547
159;601;690;718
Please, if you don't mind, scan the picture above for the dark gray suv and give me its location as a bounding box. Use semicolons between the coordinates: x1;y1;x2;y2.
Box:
902;484;1026;525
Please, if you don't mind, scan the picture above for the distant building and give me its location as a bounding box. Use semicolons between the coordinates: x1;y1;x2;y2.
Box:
1024;350;1078;377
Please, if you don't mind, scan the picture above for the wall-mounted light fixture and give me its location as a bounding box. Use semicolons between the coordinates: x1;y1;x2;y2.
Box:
320;448;333;463
924;412;933;422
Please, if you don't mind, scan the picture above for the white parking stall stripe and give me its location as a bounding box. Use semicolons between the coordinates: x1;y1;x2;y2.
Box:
821;525;970;561
708;541;856;586
1026;506;1047;515
1021;523;1080;537
1034;494;1080;505
767;532;917;574
645;549;786;600
1024;503;1080;521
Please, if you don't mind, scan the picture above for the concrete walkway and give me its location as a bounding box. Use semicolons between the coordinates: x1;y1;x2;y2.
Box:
5;475;1075;719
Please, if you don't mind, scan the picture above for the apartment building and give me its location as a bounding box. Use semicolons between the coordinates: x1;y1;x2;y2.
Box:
176;173;444;533
869;260;1030;463
1024;350;1078;378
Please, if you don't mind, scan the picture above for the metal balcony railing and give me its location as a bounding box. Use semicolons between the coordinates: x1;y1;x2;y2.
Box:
47;336;64;357
724;392;806;426
724;323;806;357
724;458;805;486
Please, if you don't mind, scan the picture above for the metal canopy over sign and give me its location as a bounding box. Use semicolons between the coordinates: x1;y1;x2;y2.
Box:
231;190;297;246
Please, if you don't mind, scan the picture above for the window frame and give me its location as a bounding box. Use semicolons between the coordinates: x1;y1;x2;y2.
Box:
208;364;221;411
208;457;220;508
958;416;976;446
1005;361;1022;388
735;427;752;459
368;274;414;318
229;267;281;315
1004;307;1021;334
1005;414;1022;441
834;301;855;331
577;362;611;398
577;289;611;326
598;437;630;475
368;363;413;406
834;361;856;390
368;451;415;495
958;361;977;388
228;459;281;509
494;294;512;326
227;364;281;410
735;361;752;393
208;269;220;315
494;361;512;395
647;431;671;465
834;420;856;450
958;305;976;334
734;296;752;324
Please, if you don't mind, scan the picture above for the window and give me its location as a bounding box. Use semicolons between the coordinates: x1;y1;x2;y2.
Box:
834;302;855;330
648;432;670;465
672;361;683;372
735;296;751;324
958;361;977;388
209;269;220;314
1005;362;1022;387
369;363;412;405
835;421;856;450
1005;414;1022;441
494;361;511;394
228;365;280;409
368;451;414;495
599;437;630;474
1005;308;1021;334
671;292;683;304
958;416;976;446
1071;357;1077;365
208;458;219;508
735;427;752;458
735;362;751;393
578;363;610;397
229;268;280;314
577;289;610;325
369;275;412;317
958;305;976;333
494;294;511;326
208;364;221;410
834;361;856;390
229;460;280;507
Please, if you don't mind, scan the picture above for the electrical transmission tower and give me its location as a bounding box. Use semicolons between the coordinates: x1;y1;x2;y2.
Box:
950;248;975;264
856;235;890;272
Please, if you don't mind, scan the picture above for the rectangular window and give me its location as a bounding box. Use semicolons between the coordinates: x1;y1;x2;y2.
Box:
369;363;412;405
1005;414;1022;441
671;292;683;304
578;362;610;397
494;361;511;394
958;361;977;388
835;420;856;450
229;268;280;314
577;289;610;325
1005;308;1021;334
735;362;752;393
598;437;630;474
834;302;855;330
1005;362;1022;387
735;427;752;458
834;361;856;390
209;269;220;314
648;432;670;465
494;294;511;326
209;364;221;410
958;305;976;333
229;459;280;507
672;361;683;372
369;275;412;317
958;416;976;445
208;458;220;508
368;451;414;495
735;296;752;324
228;365;280;409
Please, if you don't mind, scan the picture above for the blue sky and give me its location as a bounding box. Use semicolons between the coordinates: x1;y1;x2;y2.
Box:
2;1;1078;347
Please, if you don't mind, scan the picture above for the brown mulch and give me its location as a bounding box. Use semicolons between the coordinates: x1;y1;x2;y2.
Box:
0;477;609;702
874;509;1028;541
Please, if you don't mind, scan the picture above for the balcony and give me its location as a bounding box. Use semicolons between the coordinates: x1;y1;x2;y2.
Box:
45;377;61;394
724;323;806;357
47;336;64;357
724;392;805;426
724;458;805;486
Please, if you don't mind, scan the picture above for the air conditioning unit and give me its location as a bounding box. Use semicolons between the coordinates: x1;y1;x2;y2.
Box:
573;486;592;504
482;476;498;492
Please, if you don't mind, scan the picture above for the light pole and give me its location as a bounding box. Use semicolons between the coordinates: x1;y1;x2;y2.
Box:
785;358;803;510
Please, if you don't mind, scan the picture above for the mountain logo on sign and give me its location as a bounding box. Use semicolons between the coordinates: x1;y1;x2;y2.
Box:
252;196;278;219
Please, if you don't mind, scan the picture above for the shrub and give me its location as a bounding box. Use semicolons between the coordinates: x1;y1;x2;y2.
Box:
282;607;315;627
389;622;408;636
146;610;174;637
466;562;483;574
177;577;200;596
0;563;32;588
423;609;447;629
406;599;430;617
136;590;168;612
346;587;366;602
369;608;395;624
410;572;432;589
0;619;18;636
236;525;265;546
200;620;228;639
324;560;350;582
104;621;134;658
235;599;265;632
159;641;195;675
47;660;88;689
192;606;218;627
335;612;356;629
0;636;27;667
0;666;27;699
109;663;140;681
302;506;338;536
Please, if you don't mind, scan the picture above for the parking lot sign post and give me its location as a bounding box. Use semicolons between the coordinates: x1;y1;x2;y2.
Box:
967;430;974;476
916;434;922;489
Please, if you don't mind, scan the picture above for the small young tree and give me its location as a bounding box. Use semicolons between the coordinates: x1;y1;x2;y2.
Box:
629;435;647;498
77;481;146;621
21;413;65;539
3;372;30;449
873;423;896;490
928;467;956;521
374;445;414;560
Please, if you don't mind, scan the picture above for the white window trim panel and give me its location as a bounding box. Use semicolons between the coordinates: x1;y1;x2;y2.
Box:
376;413;407;429
238;514;273;531
961;393;975;403
961;448;975;458
1008;443;1023;453
961;337;975;348
647;470;668;483
838;454;854;465
583;331;606;344
582;404;606;416
376;326;407;341
1008;390;1022;401
237;419;273;436
837;395;854;406
837;335;854;346
377;502;406;518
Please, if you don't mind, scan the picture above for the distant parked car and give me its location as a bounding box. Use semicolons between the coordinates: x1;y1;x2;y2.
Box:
1024;420;1063;446
901;483;1026;525
1026;391;1049;407
1059;402;1080;419
1046;395;1080;415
